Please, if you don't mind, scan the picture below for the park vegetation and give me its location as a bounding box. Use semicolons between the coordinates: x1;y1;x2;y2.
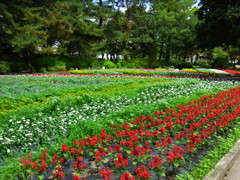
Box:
0;0;239;74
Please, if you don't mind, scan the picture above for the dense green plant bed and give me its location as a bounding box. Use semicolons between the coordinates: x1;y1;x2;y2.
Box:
16;86;240;179
0;77;238;156
0;75;239;179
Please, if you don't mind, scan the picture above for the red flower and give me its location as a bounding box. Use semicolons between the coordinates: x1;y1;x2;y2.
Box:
94;147;108;161
73;175;81;180
61;143;69;153
31;161;39;170
167;145;185;162
39;160;48;171
52;154;59;164
166;121;173;129
73;174;86;180
53;166;65;179
135;165;150;179
120;172;135;180
77;148;83;155
20;154;32;167
70;148;77;155
39;149;48;161
99;167;113;180
149;156;162;169
154;110;164;116
73;157;87;170
59;158;65;163
160;127;166;134
114;153;128;168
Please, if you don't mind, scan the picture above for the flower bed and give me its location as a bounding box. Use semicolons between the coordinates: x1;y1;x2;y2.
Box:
1;78;238;155
220;69;240;74
69;68;215;78
20;86;240;179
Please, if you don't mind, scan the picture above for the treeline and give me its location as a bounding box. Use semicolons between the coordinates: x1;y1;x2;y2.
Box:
0;0;239;73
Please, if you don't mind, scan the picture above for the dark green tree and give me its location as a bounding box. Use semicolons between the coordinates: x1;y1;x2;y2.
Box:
197;0;240;49
150;0;198;64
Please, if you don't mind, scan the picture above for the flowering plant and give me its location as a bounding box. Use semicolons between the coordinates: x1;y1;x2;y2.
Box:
19;86;240;179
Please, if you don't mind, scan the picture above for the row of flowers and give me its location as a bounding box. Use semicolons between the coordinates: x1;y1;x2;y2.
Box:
1;78;238;155
20;86;240;179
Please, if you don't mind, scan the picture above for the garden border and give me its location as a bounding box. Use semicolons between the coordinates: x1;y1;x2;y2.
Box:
203;139;240;180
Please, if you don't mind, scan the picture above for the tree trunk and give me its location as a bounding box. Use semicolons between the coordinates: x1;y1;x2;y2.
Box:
98;0;103;28
158;42;164;62
165;48;170;63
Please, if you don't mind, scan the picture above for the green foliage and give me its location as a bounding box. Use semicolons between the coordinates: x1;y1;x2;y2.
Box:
116;59;148;68
1;0;200;72
9;62;35;73
197;0;240;49
0;61;10;74
172;61;193;69
34;56;67;72
91;60;116;69
212;47;229;69
194;59;212;68
102;60;116;68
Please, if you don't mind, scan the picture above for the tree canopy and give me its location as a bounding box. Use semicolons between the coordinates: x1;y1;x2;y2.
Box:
0;0;239;72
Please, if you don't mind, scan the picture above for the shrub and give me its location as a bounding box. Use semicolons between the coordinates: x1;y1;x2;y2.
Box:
91;59;104;69
174;61;193;69
0;61;10;74
194;59;212;68
116;59;148;68
48;61;66;71
39;67;47;73
102;60;116;68
8;62;35;73
34;56;68;72
212;47;229;69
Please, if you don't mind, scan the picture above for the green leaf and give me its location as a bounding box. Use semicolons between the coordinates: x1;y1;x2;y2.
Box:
38;175;44;180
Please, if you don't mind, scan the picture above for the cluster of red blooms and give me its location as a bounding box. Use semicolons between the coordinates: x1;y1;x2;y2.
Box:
20;86;240;179
221;69;240;74
114;153;128;168
53;166;65;179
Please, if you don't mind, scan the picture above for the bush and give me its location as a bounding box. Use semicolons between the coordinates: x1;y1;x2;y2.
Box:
8;62;35;73
212;47;229;69
0;61;10;74
102;60;116;68
174;61;193;69
48;61;66;71
34;56;67;72
91;59;104;69
39;68;47;73
116;59;148;68
194;59;212;68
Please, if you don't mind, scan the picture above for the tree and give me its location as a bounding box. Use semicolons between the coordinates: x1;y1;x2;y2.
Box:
197;0;240;49
149;0;198;64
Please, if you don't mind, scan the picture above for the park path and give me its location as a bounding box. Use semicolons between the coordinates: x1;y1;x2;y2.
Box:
224;154;240;180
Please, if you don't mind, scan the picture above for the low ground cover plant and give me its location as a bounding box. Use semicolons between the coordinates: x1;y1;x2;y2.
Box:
19;86;240;179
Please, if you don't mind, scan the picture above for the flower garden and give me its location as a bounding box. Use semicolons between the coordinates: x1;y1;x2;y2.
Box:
0;69;240;180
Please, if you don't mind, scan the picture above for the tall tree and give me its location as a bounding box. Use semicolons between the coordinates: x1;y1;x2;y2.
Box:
197;0;240;49
150;0;198;64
